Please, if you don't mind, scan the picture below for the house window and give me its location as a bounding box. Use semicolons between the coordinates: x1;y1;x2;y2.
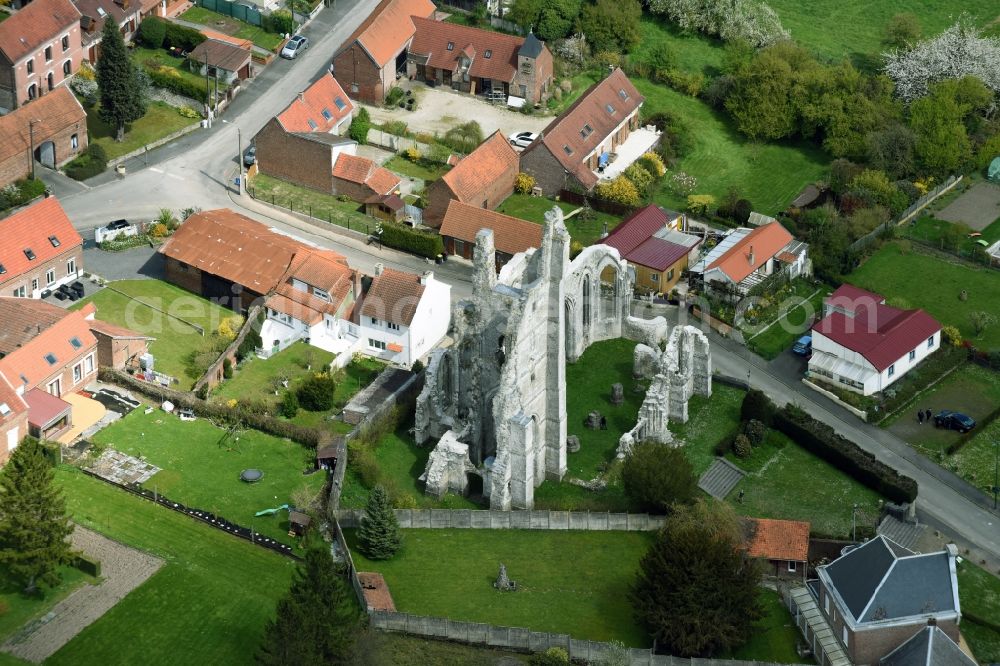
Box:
24;248;35;260
46;269;55;285
350;83;358;93
44;353;57;366
48;379;61;397
334;97;346;110
563;145;573;156
84;354;94;374
888;363;895;378
321;108;332;120
31;279;38;291
842;627;848;646
650;273;658;283
49;235;60;247
62;35;69;51
45;46;52;62
27;83;37;100
446;42;454;51
618;88;629;101
369;338;386;350
62;60;71;76
605;103;615;115
67;255;77;274
823;595;829;614
484;49;492;58
70;336;82;349
369;317;379;326
73;363;82;384
0;264;5;274
387;322;400;331
27;60;34;74
453;239;466;255
666;268;675;281
71;134;79;149
12;286;25;298
787;561;797;572
909;349;916;361
580;124;594;139
927;334;935;348
47;72;54;91
307;118;318;130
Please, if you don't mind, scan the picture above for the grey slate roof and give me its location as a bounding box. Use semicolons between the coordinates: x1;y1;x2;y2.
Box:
519;32;544;58
880;626;975;666
821;536;959;624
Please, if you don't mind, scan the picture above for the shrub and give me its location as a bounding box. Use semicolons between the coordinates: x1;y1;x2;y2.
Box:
263;10;293;36
349;107;371;145
137;17;167;49
410;359;424;373
942;325;963;347
774;404;918;503
279;390;299;418
622;441;697;513
530;647;569;665
70;77;99;106
637;151;666;177
163;21;206;51
379;220;444;259
442;120;483;153
686;194;716;215
743;419;767;446
221;357;234;379
514;172;536;194
403;146;421;162
733;433;752;458
177;105;199;119
145;65;205;101
593;175;640;207
741;389;776;425
64;146;108;181
384;86;405;108
297;372;336;411
382;119;408;136
76;60;96;81
623;163;653;192
149;222;169;238
0;177;46;209
217;316;240;341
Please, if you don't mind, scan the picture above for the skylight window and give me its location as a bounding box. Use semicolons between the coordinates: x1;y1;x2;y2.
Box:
0;264;5;275
44;353;57;366
484;49;492;59
307;119;318;130
618;88;629;101
70;336;82;349
334;97;346;110
321;108;332;120
48;235;60;247
96;6;107;16
24;248;35;261
605;103;615;115
446;42;454;51
0;403;10;417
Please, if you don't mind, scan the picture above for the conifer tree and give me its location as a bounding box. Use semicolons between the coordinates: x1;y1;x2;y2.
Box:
358;485;401;560
96;18;146;141
0;438;74;594
256;548;359;665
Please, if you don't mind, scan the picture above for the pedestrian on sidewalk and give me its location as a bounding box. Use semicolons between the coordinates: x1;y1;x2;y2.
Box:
918;410;924;424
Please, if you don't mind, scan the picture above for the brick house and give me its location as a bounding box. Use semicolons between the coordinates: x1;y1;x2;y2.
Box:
407;18;552;105
332;0;435;103
0;0;84;113
520;68;644;195
601;204;701;294
0;87;87;185
0;197;84;299
423;131;519;228
331;152;401;202
807;536;962;666
439;200;541;269
743;517;809;582
88;319;153;370
75;0;141;62
0;298;99;460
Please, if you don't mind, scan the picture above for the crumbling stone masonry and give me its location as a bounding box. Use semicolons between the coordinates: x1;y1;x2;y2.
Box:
416;207;664;509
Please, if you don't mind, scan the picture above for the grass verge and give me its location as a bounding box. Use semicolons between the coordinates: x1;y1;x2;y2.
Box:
85;101;197;161
957;559;1000;663
248;173;377;234
496;193;620;246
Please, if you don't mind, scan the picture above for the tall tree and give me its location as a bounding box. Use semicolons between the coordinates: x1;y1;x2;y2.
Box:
256;548;360;665
579;0;642;54
358;485;401;560
621;442;697;514
96;18;146;142
0;438;74;594
910;88;970;175
631;500;762;657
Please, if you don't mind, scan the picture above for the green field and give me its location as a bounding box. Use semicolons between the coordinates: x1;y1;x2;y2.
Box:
383;155;450;182
957;560;1000;663
73;279;239;387
632;15;725;77
905;214;1000;261
353;631;530;665
847;242;1000;348
49;467;297;665
726;589;804;664
0;565;95;642
496;194;621;246
90;408;324;544
132;47;216;97
248;172;377;233
346;528;654;646
638;82;829;215
85;100;198;161
179;6;284;51
952;416;1000;498
768;0;1000;62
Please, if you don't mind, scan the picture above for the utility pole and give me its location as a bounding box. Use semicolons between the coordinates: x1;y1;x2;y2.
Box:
203;52;211;127
28;119;38;179
237;127;243;195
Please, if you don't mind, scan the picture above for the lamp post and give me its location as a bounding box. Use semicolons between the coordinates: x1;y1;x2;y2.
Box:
852;503;859;542
222;120;243;195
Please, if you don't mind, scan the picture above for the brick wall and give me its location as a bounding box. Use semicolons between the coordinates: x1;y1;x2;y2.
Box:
2;24;85;110
254;118;335;193
0;117;86;187
0;244;83;297
422;180;456;228
33;345;98;397
164;257;203;295
333;43;390;104
93;331;149;369
520;144;567;195
0;411;29;467
332;176;374;203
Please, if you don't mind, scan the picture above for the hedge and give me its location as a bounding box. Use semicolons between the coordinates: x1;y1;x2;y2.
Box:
137;16;167;49
145;65;205;101
163;22;206;51
64;146;107;181
378;220;444;259
774;403;918;503
262;9;293;35
73;554;102;577
945;403;1000;455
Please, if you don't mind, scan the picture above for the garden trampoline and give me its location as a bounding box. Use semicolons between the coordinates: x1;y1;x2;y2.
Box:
240;469;264;483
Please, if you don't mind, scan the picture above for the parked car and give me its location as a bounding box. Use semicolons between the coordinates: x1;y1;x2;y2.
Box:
792;334;812;357
243;145;256;167
281;35;309;59
508;131;538;148
933;411;976;433
107;219;129;230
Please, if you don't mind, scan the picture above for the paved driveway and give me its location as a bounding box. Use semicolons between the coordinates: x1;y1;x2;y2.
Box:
83;245;164;282
362;84;552;142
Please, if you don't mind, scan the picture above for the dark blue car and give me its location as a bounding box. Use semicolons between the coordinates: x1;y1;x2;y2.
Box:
792;335;812;356
934;411;976;433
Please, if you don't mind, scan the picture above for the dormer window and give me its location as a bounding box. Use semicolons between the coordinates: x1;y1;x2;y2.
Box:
49;235;60;247
484;49;492;59
24;248;35;261
321;108;332;120
446;42;454;51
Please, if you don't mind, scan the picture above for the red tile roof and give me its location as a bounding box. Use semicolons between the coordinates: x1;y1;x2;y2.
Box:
0;298;97;390
529;68;643;189
0;88;87;168
0;197;82;282
360;267;426;326
24;387;71;428
76;0;139;44
745;518;810;562
0;298;67;355
813;291;941;372
332;153;400;196
339;0;436;68
440;200;543;257
0;0;81;63
409;17;546;83
276;73;354;133
0;373;28;426
440;131;519;204
825;284;885;313
707;222;793;283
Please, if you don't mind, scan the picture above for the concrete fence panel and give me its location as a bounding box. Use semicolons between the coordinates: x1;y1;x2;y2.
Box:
549;511;569;530
471;510;492;528
335;509;669;531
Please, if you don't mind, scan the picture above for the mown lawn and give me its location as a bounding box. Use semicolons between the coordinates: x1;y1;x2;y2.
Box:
631;14;726;77
132;47;214;96
745;283;828;360
179;6;284;51
951;416;1000;498
49;467;298;666
345;528;654;646
725;589;804;664
353;631;530;665
768;0;1000;62
90;408;324;544
637;82;829;215
905;214;1000;262
383;155;449;182
496;193;621;246
847;241;1000;347
248;172;376;233
0;565;95;642
957;560;1000;663
72;279;239;387
85;100;198;161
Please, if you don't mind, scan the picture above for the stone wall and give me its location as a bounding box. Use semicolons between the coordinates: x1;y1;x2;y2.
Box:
335;508;666;531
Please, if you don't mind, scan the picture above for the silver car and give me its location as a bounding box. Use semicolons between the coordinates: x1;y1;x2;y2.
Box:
281;35;309;59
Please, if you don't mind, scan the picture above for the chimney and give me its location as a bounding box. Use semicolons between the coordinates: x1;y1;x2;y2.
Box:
927;617;937;626
298;92;305;102
748;245;755;267
419;270;432;285
373;263;384;276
